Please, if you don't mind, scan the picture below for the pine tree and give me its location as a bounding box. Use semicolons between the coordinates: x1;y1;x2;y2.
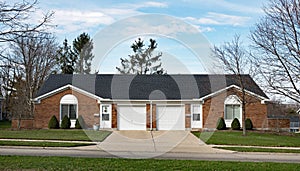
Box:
73;33;94;74
116;38;164;74
57;39;76;74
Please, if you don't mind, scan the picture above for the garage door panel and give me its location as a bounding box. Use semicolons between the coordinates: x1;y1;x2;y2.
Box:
118;105;146;130
156;105;185;130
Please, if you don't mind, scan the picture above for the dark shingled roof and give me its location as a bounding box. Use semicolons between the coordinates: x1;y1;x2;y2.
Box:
36;74;268;100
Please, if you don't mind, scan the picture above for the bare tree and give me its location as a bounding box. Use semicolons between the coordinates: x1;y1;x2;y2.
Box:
2;32;58;127
212;35;251;136
0;0;53;43
0;60;17;119
251;0;300;103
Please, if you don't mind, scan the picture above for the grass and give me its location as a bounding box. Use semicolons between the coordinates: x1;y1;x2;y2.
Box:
0;120;11;129
0;156;300;171
215;147;300;153
0;141;94;147
192;131;300;147
0;129;111;142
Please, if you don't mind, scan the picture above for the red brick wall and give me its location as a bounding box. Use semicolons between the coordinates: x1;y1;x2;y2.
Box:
266;118;290;130
185;104;191;128
11;119;34;129
202;87;268;129
34;88;99;129
112;104;117;129
146;104;150;129
152;104;156;129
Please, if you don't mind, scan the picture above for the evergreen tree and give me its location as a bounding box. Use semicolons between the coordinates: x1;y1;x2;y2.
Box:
57;39;76;74
73;33;94;74
116;38;164;74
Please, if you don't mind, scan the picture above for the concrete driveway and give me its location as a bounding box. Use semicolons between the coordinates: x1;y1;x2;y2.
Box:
97;131;230;158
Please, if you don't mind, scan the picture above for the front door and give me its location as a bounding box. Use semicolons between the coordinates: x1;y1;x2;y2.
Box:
100;104;111;129
191;104;202;128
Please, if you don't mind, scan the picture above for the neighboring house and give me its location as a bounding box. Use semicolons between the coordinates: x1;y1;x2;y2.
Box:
290;116;299;132
33;74;270;130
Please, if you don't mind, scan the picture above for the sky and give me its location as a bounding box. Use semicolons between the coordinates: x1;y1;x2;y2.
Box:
34;0;266;74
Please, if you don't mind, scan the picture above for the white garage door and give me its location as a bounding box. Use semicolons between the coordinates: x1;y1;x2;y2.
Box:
118;105;146;130
156;105;185;130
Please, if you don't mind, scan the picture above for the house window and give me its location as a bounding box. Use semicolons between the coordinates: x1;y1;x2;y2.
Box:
60;94;78;121
225;104;240;120
102;114;109;121
102;106;108;113
224;95;241;121
193;105;201;121
61;104;77;119
193;114;200;121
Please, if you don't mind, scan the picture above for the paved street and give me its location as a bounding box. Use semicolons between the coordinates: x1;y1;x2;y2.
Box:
1;131;300;163
1;146;300;163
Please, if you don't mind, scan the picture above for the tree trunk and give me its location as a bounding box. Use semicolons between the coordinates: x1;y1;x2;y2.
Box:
242;100;246;136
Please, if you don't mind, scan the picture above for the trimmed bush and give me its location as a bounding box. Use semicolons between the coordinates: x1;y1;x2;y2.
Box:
245;118;253;130
216;117;226;130
231;118;241;130
48;115;59;129
61;115;71;129
75;116;85;129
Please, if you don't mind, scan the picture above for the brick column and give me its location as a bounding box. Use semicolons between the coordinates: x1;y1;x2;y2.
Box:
112;104;117;129
185;104;191;129
152;104;157;130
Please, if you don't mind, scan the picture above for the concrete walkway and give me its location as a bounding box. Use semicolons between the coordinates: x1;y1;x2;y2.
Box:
97;131;230;158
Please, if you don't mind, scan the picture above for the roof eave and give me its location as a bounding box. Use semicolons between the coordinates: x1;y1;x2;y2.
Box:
199;85;269;102
34;84;108;103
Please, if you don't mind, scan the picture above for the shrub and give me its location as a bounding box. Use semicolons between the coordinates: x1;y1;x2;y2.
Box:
75;116;85;129
231;118;241;130
48;115;59;129
216;117;226;130
245;118;253;130
61;115;71;129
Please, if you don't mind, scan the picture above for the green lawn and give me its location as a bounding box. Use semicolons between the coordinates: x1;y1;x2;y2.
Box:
0;141;95;147
0;129;111;142
0;156;300;171
0;120;11;129
215;147;300;153
193;131;300;147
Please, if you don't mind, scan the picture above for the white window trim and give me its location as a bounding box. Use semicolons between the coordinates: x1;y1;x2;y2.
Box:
224;95;242;127
60;94;78;122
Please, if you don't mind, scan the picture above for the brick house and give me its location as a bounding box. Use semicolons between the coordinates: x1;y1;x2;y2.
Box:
33;74;271;130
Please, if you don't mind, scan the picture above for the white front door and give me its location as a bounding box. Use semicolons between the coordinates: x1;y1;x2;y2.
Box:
118;105;146;130
156;105;185;130
100;104;112;129
191;104;202;128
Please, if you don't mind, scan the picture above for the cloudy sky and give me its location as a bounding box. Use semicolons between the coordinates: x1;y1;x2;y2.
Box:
36;0;265;74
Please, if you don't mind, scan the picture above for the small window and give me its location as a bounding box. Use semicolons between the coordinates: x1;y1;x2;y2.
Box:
102;106;109;114
193;113;200;121
102;114;109;121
